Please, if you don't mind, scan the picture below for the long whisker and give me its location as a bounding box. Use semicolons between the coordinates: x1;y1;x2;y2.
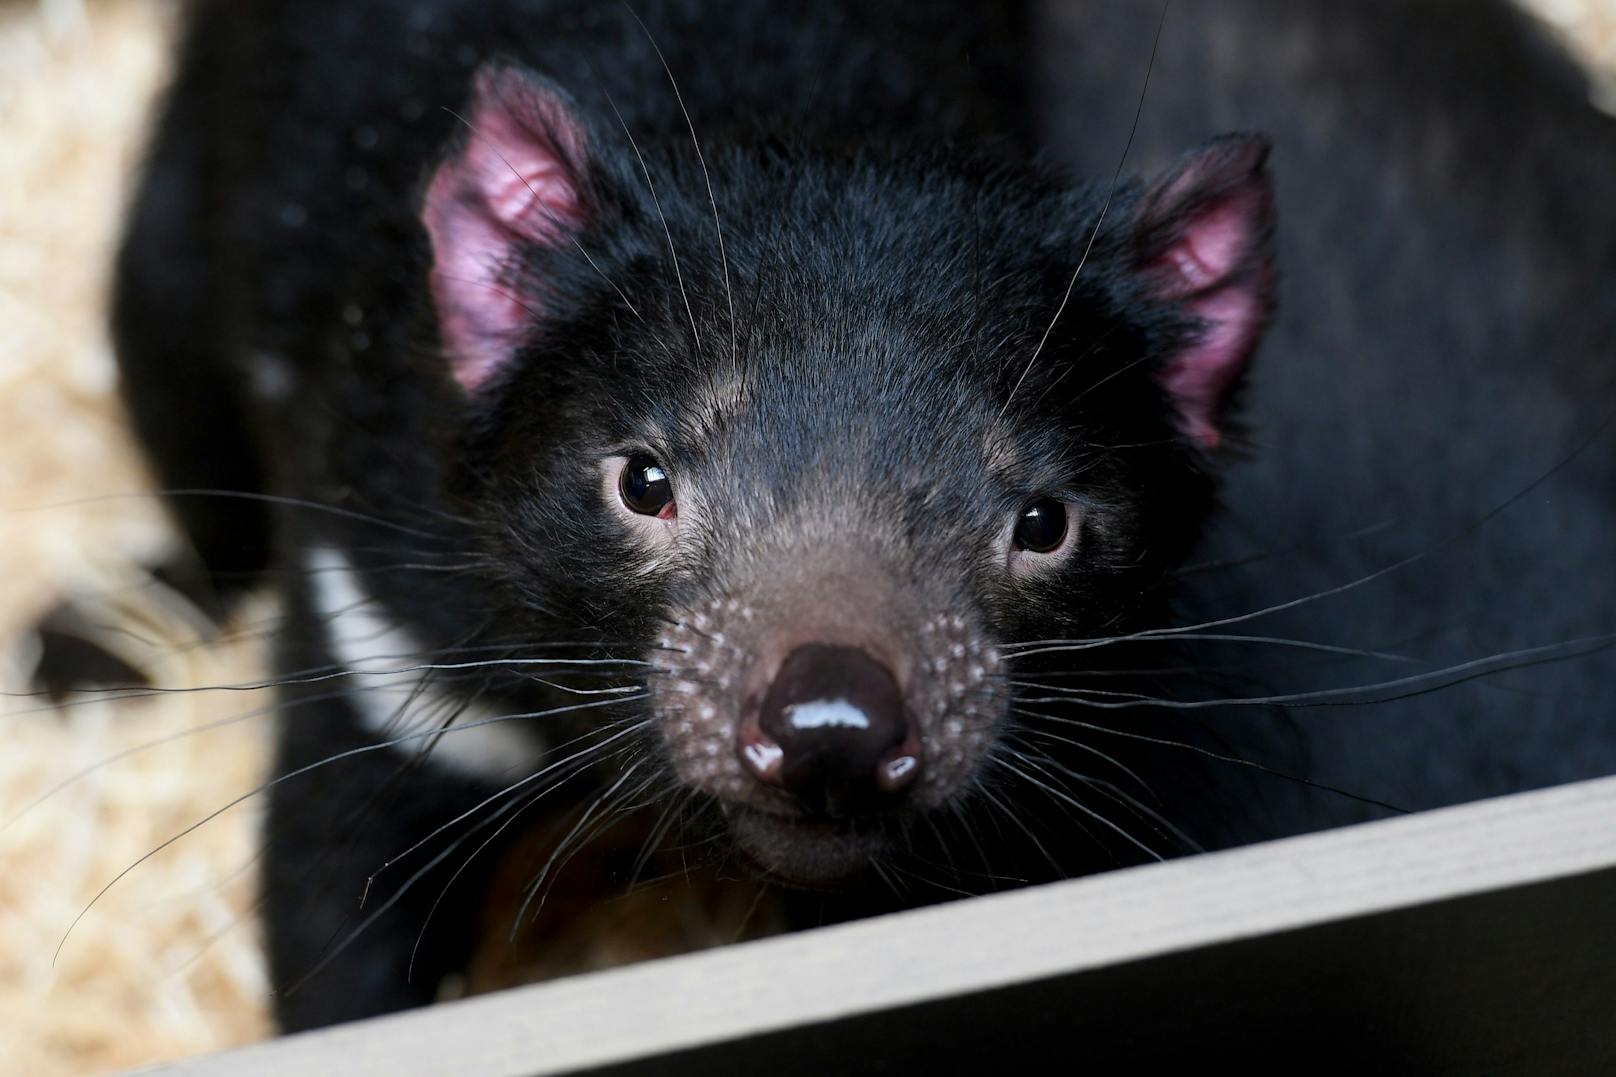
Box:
1006;733;1201;851
371;717;654;880
403;732;652;980
1012;411;1616;658
992;752;1163;862
6;654;653;713
5;683;402;830
1007;720;1154;793
1000;0;1170;414
513;762;651;934
626;783;694;891
7;489;444;540
283;789;527;998
1006;625;1432;660
626;4;736;374
52;693;646;962
604;92;702;355
967;778;1063;878
1011;706;1406;813
941;797;1025;886
1015;633;1616;712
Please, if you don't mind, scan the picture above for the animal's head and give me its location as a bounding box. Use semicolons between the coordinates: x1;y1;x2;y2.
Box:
422;64;1274;884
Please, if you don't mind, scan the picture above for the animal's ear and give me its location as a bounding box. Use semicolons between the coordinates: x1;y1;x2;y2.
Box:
1131;135;1274;450
423;63;590;391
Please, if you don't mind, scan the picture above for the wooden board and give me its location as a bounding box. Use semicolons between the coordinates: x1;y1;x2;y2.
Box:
145;774;1616;1076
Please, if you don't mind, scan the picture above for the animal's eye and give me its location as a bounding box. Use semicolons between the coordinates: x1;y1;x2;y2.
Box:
1013;498;1068;553
619;454;675;518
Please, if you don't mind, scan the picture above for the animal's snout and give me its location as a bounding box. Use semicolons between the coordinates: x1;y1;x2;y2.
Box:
741;643;920;817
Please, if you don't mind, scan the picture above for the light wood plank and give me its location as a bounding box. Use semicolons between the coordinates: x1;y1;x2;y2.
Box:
144;774;1616;1076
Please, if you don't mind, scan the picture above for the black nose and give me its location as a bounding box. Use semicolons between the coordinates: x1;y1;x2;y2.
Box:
752;644;917;817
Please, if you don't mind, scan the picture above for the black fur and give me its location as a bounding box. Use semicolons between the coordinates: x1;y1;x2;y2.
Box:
1040;0;1616;837
107;0;1615;1032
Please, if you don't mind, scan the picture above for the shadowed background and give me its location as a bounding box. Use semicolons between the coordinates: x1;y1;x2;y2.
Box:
1;1;1612;1073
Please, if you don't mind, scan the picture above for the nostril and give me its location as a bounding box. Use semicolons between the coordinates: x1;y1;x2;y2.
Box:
878;752;920;793
739;732;784;782
750;643;918;816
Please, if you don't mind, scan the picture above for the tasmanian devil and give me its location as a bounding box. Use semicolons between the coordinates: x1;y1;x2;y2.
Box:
103;0;1616;1032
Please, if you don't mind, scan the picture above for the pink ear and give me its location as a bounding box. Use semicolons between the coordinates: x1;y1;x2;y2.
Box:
1134;136;1274;450
423;65;589;391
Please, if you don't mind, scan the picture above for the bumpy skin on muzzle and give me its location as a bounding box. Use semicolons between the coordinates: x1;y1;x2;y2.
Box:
754;644;916;818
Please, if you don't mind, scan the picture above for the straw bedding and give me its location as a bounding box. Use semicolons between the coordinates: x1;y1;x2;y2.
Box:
1;1;1611;1073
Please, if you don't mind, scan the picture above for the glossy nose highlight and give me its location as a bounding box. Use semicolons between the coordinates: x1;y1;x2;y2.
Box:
747;643;918;817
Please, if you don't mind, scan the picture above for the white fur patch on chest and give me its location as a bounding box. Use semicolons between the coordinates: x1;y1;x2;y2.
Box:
307;545;544;779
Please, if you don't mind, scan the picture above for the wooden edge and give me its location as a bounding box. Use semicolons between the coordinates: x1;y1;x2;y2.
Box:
142;775;1616;1077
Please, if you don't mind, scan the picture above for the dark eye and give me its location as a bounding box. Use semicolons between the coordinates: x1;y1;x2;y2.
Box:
619;454;675;518
1013;498;1068;553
